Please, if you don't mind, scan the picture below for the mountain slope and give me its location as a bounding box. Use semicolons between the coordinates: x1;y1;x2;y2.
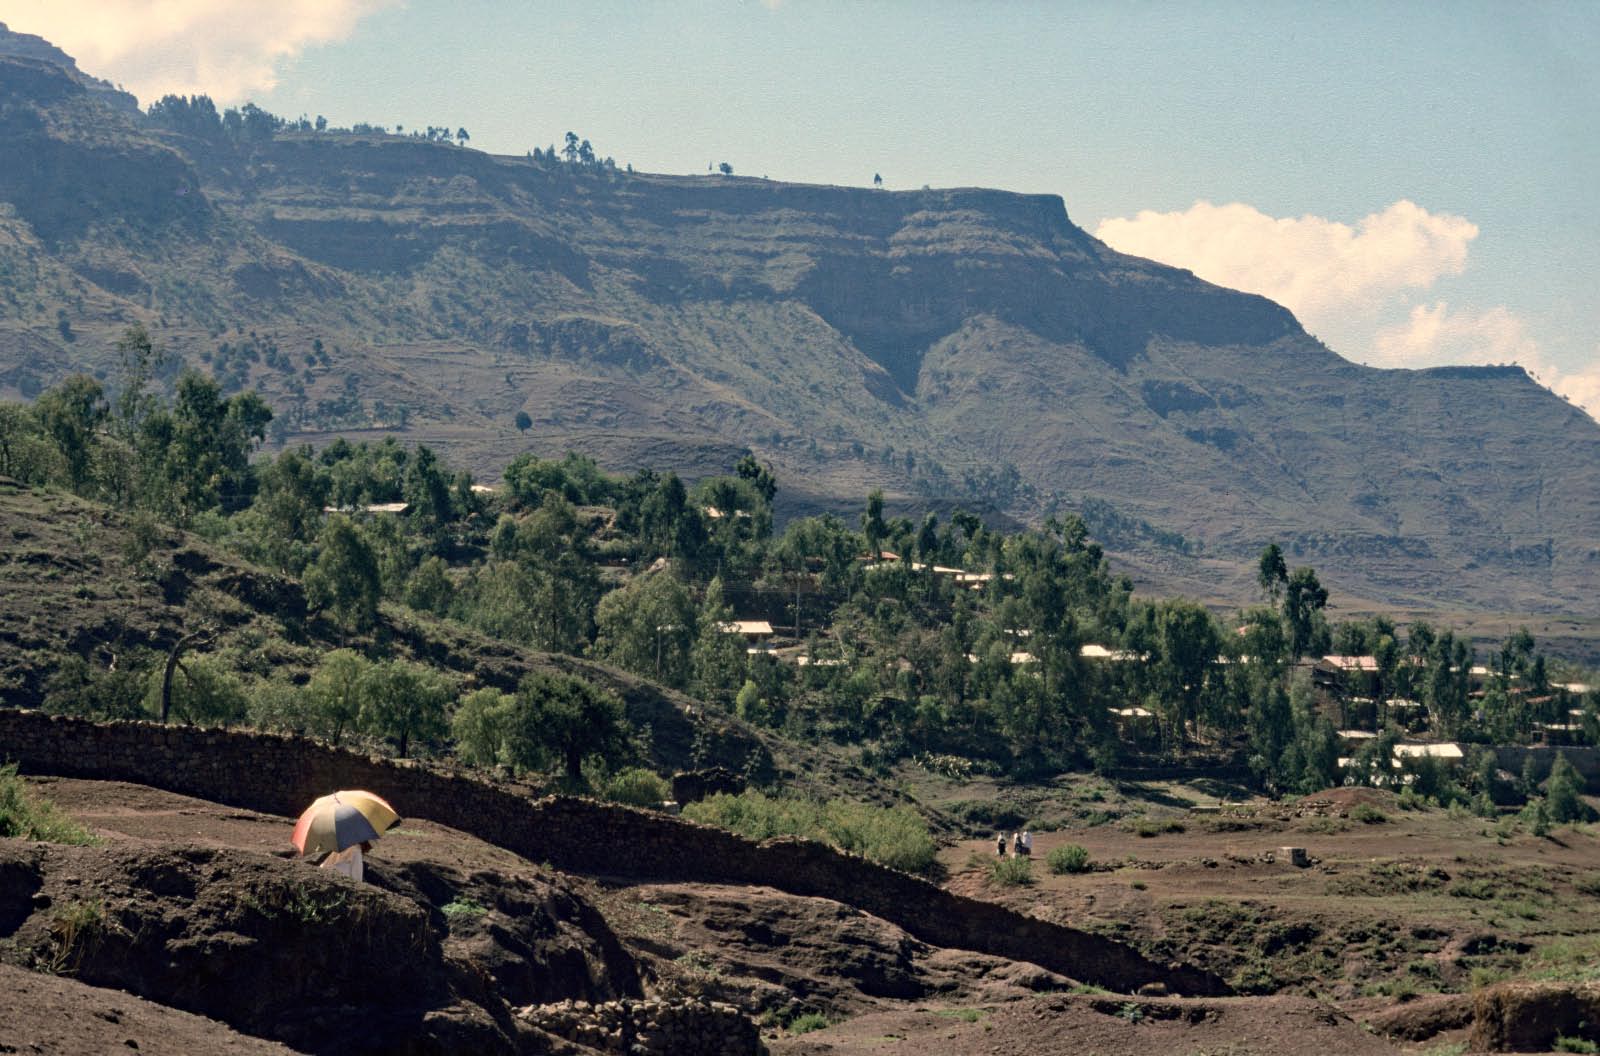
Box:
0;27;1596;618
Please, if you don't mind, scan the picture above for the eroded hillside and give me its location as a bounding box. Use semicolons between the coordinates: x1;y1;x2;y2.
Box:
1;24;1597;620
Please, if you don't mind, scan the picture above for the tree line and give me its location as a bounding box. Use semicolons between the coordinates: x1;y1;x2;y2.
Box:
3;330;1595;801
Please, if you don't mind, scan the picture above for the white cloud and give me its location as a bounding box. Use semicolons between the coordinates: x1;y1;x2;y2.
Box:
3;0;396;104
1094;199;1597;423
1093;199;1478;334
1374;302;1600;422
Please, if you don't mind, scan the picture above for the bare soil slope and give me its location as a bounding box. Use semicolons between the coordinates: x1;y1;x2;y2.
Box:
0;777;1432;1056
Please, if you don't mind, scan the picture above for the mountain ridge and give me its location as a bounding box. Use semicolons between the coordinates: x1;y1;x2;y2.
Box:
0;31;1596;622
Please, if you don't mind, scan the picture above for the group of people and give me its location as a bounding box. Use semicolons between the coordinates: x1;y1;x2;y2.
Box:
996;830;1031;857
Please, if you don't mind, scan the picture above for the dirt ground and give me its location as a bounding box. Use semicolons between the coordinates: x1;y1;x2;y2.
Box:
0;962;300;1055
6;776;1599;1054
930;779;1600;1002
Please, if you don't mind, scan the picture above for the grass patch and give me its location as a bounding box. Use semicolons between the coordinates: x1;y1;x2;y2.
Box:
934;1008;985;1022
0;766;97;844
788;1012;830;1035
43;898;106;975
1448;878;1496;900
1574;874;1600;897
1130;816;1185;838
684;790;936;873
1047;843;1092;874
1350;803;1388;825
1556;1037;1600;1054
989;855;1034;886
442;896;488;917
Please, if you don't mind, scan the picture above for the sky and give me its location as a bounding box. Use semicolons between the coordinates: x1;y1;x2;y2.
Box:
4;0;1597;419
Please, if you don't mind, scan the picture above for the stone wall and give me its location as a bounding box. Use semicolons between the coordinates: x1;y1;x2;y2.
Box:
520;998;763;1056
0;709;1226;996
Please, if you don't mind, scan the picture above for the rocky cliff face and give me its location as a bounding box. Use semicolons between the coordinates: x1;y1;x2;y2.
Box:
0;41;1596;618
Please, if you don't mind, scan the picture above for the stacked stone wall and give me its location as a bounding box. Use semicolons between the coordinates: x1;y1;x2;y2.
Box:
520;998;763;1056
0;709;1225;996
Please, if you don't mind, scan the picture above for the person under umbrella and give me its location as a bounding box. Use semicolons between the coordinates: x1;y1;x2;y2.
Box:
291;790;401;882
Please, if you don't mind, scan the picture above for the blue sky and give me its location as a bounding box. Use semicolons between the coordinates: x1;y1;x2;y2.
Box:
7;0;1597;415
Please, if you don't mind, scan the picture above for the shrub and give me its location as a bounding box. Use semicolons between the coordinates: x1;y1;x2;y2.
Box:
1351;803;1388;824
1448;878;1496;900
1131;816;1186;837
684;791;936;873
788;1013;830;1035
0;765;97;844
989;855;1033;886
603;768;670;807
1555;1037;1600;1054
441;896;488;918
1546;755;1590;824
1048;843;1092;874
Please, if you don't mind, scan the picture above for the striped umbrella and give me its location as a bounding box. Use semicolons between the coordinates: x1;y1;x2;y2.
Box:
291;790;401;858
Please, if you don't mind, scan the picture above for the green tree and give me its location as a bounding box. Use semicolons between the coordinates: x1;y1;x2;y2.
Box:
1152;599;1221;748
514;410;532;433
861;488;887;560
504;672;628;783
0;403;52;483
404;555;453;615
237;447;327;573
305;648;369;744
403;443;453;535
594;570;697;687
1546;754;1588;823
691;577;746;703
305;517;382;631
450;687;514;768
143;654;247;727
1257;543;1288;603
35;374;107;490
359;660;453;758
1283;566;1330;660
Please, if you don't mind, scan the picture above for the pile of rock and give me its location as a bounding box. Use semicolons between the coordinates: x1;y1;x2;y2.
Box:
518;997;765;1055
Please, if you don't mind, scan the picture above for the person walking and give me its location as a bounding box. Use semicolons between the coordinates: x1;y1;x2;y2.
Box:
996;832;1007;856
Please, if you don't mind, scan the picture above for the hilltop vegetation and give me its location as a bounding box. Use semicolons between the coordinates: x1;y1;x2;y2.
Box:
2;349;1595;824
1;28;1597;627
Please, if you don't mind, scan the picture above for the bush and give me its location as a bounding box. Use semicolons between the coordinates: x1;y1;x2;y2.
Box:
0;765;97;844
1546;755;1590;824
684;791;937;873
603;768;670;807
1351;803;1388;824
989;855;1033;886
788;1013;830;1035
1048;843;1092;874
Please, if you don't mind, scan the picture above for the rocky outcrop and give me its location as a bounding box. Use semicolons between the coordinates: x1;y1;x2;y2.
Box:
0;709;1228;996
1470;980;1600;1052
